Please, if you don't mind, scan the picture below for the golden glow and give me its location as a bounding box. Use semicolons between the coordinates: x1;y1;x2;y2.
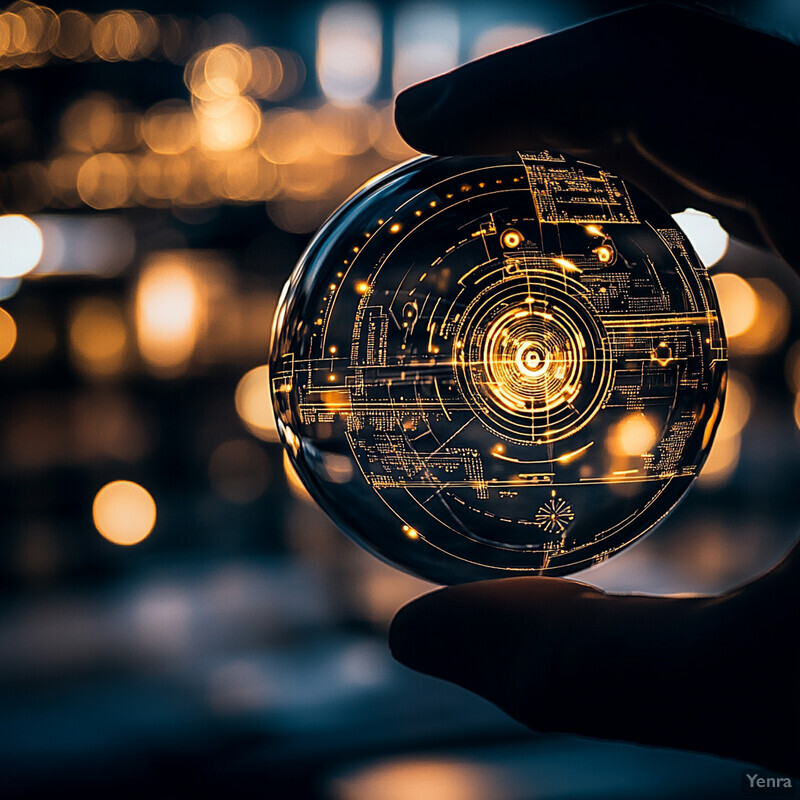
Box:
402;524;419;539
313;103;378;155
711;272;757;338
53;10;93;60
77;153;134;209
202;44;252;99
135;253;201;371
271;149;728;576
61;93;122;154
278;154;345;200
718;372;752;438
137;152;192;201
196;95;261;152
336;758;493;800
613;414;658;456
373;102;418;161
283;450;313;502
552;257;581;273
698;431;741;488
733;278;790;356
557;441;594;463
235;365;279;442
0;307;17;360
92;10;157;62
501;229;523;249
456;286;612;445
258;108;316;164
93;480;156;545
247;46;285;99
595;245;613;263
0;214;43;278
698;372;751;488
69;296;127;376
141;100;197;155
784;340;800;393
650;341;674;367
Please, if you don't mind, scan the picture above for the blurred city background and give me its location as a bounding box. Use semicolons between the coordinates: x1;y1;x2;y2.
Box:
0;0;798;796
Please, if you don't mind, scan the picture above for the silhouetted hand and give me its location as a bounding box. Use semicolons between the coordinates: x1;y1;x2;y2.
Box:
390;4;799;774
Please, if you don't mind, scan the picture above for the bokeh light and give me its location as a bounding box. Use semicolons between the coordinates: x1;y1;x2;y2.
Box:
61;93;122;153
92;480;156;545
785;340;800;393
141;100;197;154
0;214;44;278
611;414;658;456
0;306;18;360
283;450;313;503
393;3;459;95
333;758;496;800
235;365;279;441
711;272;757;338
794;393;800;433
69;296;127;376
2;3;799;793
77;153;135;209
136;253;202;372
672;208;729;267
698;372;753;488
733;278;790;356
317;2;381;105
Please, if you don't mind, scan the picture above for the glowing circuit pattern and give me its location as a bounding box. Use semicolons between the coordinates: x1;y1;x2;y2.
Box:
271;151;727;583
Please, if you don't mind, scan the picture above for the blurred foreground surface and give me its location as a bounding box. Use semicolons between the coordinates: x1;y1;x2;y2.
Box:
0;0;799;796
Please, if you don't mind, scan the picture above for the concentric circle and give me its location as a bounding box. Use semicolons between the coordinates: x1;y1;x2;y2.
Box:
453;269;613;444
270;151;727;583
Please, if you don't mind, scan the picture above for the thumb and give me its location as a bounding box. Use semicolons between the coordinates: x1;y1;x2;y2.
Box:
390;577;614;720
389;578;788;769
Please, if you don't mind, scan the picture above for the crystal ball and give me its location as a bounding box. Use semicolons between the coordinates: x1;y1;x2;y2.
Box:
270;151;727;584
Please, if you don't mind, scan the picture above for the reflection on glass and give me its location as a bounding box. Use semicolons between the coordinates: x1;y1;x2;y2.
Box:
271;152;727;583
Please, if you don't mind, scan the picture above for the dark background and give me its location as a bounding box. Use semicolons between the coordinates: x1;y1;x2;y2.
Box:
0;0;798;797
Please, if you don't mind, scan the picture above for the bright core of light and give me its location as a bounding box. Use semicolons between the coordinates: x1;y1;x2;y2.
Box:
672;208;729;267
93;480;157;546
0;214;44;278
317;2;382;105
0;307;17;360
136;255;200;370
616;414;658;456
235;365;279;441
711;273;757;338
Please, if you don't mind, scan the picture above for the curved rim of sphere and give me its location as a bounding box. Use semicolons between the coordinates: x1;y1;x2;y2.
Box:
270;151;727;584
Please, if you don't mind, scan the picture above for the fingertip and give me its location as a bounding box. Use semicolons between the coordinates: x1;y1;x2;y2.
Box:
393;77;449;153
388;585;450;670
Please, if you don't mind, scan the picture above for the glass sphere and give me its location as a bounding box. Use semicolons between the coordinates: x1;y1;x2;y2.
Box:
270;151;727;584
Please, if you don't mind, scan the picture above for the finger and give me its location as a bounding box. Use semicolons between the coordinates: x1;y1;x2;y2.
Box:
394;5;800;261
395;5;795;169
390;577;798;773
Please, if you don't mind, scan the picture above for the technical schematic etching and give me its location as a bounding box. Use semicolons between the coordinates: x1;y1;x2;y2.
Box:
270;151;727;584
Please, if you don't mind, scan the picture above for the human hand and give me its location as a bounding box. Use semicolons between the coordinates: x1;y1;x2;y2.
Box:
390;4;800;774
